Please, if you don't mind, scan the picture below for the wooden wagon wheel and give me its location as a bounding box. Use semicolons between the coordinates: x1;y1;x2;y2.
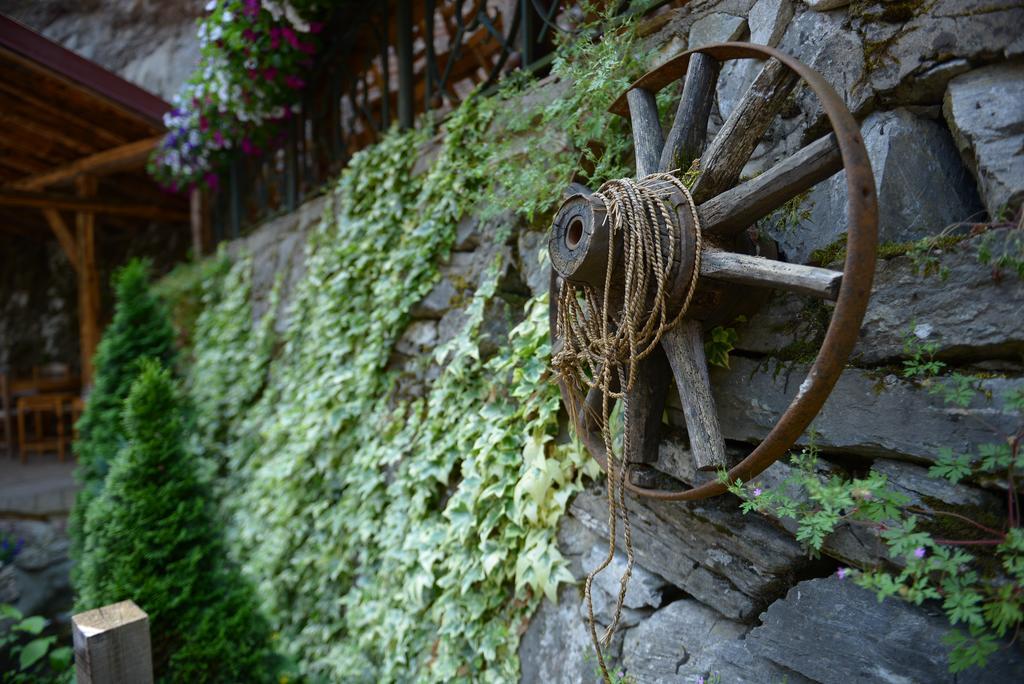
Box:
548;43;878;501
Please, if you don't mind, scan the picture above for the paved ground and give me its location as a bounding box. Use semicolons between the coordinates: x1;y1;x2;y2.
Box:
0;452;76;518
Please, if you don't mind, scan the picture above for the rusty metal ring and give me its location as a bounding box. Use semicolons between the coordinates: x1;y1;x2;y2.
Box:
550;42;878;501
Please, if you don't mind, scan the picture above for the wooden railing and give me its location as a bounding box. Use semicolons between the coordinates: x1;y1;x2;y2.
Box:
200;0;568;246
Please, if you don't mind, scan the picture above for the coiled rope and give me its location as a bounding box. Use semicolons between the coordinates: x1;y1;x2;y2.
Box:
551;172;703;681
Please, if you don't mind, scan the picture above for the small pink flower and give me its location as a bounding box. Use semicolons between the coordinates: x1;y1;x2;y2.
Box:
199;116;209;132
242;28;258;42
269;27;281;49
914;547;926;559
242;0;260;18
212;131;225;146
283;74;305;90
282;26;300;50
205;172;219;190
753;487;762;497
241;138;258;155
836;567;849;580
263;67;278;82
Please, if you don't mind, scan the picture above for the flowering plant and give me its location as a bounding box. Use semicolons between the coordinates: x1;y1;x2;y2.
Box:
149;1;327;190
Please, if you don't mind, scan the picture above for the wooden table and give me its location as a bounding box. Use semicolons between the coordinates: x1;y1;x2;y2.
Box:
1;372;81;458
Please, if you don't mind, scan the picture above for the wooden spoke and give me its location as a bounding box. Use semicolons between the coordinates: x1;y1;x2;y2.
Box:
626;88;665;177
697;133;842;237
661;320;727;472
623;347;671;464
659;53;719;174
700;250;843;300
691;58;800;204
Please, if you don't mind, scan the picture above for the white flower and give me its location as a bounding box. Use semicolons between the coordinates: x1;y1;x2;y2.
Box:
205;1;217;12
222;11;233;23
284;3;310;32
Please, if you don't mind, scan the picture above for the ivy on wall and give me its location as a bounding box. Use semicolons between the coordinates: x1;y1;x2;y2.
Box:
177;7;649;679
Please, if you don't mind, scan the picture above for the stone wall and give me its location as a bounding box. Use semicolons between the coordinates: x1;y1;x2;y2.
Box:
230;1;1024;681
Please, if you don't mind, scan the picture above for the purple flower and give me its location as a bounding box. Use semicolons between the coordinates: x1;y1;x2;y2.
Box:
242;28;258;42
205;173;219;190
752;487;762;497
914;547;926;559
283;75;305;90
836;567;849;580
242;0;260;18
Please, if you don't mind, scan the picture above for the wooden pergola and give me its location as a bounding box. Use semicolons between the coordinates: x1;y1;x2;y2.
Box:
0;15;189;385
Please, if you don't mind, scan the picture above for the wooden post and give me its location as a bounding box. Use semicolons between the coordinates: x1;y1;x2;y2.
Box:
75;175;100;388
396;0;413;129
189;186;209;258
72;600;154;684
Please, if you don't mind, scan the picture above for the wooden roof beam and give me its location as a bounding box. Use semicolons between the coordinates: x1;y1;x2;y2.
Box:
0;189;187;222
13;136;163;191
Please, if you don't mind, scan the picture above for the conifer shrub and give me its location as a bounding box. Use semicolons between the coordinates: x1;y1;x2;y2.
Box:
77;360;273;682
69;259;177;572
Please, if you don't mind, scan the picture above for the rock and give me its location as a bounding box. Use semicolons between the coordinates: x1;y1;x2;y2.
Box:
411;249;492;320
777;8;871;124
676;636;815;683
556;515;605;581
394;321;439;356
518;585;605;684
747;576;1024;683
654;436;889;569
802;0;850;10
687;357;1024;464
579;547;667;628
749;0;794;46
410;277;460;319
454;214;482;251
570;480;810;621
517;229;550;299
858;1;1024;106
872;459;1003;511
0;565;19;604
716;0;793;120
770;108;983;264
737;229;1024;364
688;13;747;48
944;61;1024;217
620;599;750;683
854;228;1024;363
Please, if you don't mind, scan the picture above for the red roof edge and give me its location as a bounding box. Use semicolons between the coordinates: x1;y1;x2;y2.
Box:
0;14;171;126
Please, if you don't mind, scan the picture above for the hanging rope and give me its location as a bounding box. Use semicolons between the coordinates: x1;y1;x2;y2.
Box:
551;171;703;681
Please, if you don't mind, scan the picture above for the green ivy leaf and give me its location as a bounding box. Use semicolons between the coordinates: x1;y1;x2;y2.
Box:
19;636;55;670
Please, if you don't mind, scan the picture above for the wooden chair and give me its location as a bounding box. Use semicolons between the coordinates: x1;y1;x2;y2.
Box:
16;393;74;463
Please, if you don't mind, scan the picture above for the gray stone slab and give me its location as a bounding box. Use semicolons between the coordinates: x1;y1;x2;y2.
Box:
747;576;1024;683
621;599;752;683
570;480;809;621
518;585;607;684
736;228;1024;364
770;108;983;264
945;61;1024;217
859;1;1024;105
684;357;1024;463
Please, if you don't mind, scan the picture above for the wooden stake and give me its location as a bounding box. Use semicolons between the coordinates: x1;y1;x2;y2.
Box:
72;600;154;684
75;175;100;388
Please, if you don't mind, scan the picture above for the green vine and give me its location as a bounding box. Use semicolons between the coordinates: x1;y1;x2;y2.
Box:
176;7;648;680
